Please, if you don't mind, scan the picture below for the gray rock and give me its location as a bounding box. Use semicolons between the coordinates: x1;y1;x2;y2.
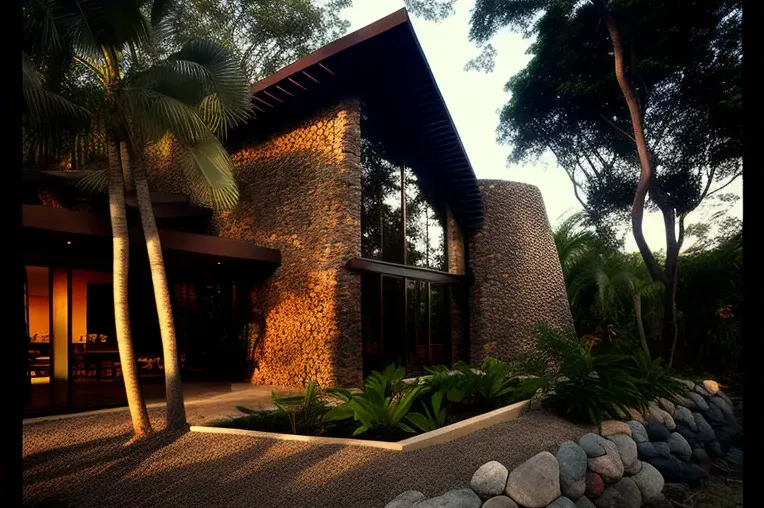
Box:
386;491;427;508
556;441;587;500
653;442;672;458
694;384;712;398
637;442;659;461
646;403;676;430
667;433;692;461
674;425;699;448
599;421;631;438
716;390;733;407
547;497;576;508
645;422;671;441
607;434;638;475
693;413;716;443
413;489;481;508
471;461;509;499
593;487;624;508
673;394;695;410
482;496;518;508
631;462;664;504
687;392;709;411
626;421;648;443
658;398;676;415
579;434;608;458
610;477;641;508
674;378;695;389
505;451;561;508
649;457;707;486
587;439;624;483
574;496;596;508
672;406;697;430
701;404;726;427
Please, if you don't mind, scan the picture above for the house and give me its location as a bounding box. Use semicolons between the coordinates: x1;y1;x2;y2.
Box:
22;9;572;415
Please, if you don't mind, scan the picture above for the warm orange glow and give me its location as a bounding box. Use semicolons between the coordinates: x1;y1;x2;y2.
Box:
66;240;72;245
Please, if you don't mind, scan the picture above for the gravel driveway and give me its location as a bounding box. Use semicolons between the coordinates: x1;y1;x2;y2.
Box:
24;407;591;508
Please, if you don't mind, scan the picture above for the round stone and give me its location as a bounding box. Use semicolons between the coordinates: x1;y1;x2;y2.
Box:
658;398;676;415
385;490;426;508
673;405;697;430
673;394;696;410
599;421;631;438
625;407;646;424
637;442;659;461
693;413;716;443
653;442;672;458
547;496;576;508
607;434;638;475
687;392;709;411
674;425;699;448
593;487;624;508
630;462;664;504
701;404;726;427
694;384;712;398
471;461;509;499
667;432;692;461
505;451;561;508
716;390;734;407
702;380;720;394
626;421;648;443
649;457;707;486
482;495;518;508
645;422;671;441
646;403;676;430
587;439;624;483
585;472;605;498
556;441;587;500
574;496;596;508
579;434;608;458
412;488;481;508
610;477;641;508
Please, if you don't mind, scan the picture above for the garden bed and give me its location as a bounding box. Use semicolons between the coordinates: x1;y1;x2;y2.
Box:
190;398;531;452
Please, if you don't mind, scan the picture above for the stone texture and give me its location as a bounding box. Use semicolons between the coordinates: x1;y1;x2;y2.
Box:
610;477;641;508
587;439;624;483
693;384;712;397
471;461;509;499
657;398;676;415
672;394;696;410
648;457;707;486
446;206;468;363
593;487;625;508
702;380;721;394
574;496;596;508
482;496;518;508
145;99;364;387
387;491;427;508
687;393;709;411
578;434;607;458
672;406;697;430
701;404;726;427
599;421;631;438
413;488;482;508
625;407;646;424
585;472;605;498
631;462;664;504
556;441;587;500
607;434;638;476
716;390;734;407
692;413;716;443
709;396;735;418
646;403;676;430
653;442;672;458
626;421;649;443
469;181;574;364
637;442;659;461
547;497;576;508
667;433;692;461
505;451;561;508
645;422;671;442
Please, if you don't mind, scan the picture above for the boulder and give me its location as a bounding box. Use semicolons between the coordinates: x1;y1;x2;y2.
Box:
646;403;676;430
674;425;699;449
694;384;712;398
599;421;631;438
585;472;605;498
593;487;624;508
673;394;696;410
482;496;518;508
574;496;596;508
702;380;721;394
578;434;608;458
607;434;638;476
667;433;692;461
386;491;427;508
653;442;672;458
587;439;624;483
692;413;716;443
672;406;697;430
412;489;481;508
673;378;695;390
701;404;726;427
716;390;734;407
625;407;646;424
637;442;659;461
648;457;707;486
626;421;648;443
658;398;676;415
687;393;709;411
471;461;509;499
645;422;671;442
505;451;561;508
556;441;587;500
610;477;641;508
547;497;576;508
630;462;664;504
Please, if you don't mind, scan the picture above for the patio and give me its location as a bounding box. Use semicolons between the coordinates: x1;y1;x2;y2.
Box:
23;402;591;508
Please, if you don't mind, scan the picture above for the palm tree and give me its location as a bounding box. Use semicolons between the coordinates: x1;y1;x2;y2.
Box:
23;0;252;434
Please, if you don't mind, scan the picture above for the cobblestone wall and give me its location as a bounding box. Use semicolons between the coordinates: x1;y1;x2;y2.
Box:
469;180;573;364
146;99;363;387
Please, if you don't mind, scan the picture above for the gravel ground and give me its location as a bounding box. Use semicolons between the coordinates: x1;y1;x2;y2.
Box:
24;407;591;508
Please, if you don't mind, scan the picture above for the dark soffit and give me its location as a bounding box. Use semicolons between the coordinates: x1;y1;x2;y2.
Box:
234;8;484;234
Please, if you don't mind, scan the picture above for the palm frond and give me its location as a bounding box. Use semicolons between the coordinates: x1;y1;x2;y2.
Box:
122;87;212;146
176;137;239;210
77;168;109;193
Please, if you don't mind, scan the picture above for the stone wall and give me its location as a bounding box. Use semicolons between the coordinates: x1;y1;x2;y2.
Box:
446;206;468;364
468;179;573;364
147;98;364;387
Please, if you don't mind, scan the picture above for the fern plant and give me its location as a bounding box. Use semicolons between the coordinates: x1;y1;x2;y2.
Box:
271;382;327;435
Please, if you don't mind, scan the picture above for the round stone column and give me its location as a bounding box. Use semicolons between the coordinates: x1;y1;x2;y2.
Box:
469;180;574;363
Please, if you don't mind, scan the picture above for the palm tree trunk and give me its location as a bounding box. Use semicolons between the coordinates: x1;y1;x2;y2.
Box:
108;140;152;438
633;293;650;358
122;146;187;430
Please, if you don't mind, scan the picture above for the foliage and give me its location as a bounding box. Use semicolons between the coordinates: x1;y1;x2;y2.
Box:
454;358;517;409
271;382;327;435
406;390;447;432
324;364;423;437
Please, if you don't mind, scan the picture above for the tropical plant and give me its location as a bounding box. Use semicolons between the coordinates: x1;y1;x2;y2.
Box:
454;357;519;409
324;364;423;437
271;382;328;435
22;0;253;434
406;390;447;432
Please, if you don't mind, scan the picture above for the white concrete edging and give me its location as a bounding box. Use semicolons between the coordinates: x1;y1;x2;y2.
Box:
189;398;531;452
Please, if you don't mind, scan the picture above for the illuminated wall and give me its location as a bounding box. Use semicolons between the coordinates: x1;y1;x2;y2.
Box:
469;180;574;363
71;269;113;344
146;99;363;387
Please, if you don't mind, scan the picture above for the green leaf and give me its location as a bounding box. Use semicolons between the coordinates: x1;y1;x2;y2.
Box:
405;412;430;433
323;403;354;422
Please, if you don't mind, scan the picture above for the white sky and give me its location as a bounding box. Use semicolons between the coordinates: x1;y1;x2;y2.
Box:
339;0;742;253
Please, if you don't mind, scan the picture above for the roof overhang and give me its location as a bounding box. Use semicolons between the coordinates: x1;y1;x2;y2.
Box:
234;8;484;233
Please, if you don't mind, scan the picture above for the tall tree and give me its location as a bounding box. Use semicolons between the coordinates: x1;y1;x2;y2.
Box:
23;0;252;434
469;0;741;365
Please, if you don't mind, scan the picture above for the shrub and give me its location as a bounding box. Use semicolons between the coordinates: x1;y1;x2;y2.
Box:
271;382;327;435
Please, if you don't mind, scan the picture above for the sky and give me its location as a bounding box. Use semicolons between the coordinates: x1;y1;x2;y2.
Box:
338;0;742;253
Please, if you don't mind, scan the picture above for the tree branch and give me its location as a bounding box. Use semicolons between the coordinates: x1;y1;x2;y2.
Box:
706;171;742;198
599;113;636;143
